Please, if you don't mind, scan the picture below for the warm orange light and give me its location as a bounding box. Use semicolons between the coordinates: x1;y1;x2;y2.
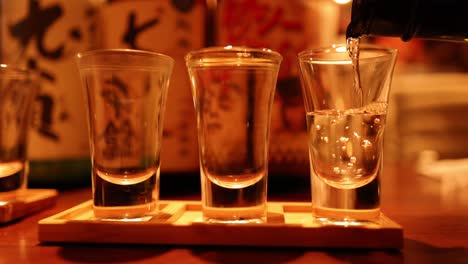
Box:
334;0;352;4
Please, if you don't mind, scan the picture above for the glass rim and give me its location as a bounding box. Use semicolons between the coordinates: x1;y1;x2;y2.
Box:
298;44;397;62
76;48;174;67
185;45;283;63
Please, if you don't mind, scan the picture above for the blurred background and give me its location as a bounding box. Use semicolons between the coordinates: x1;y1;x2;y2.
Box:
1;0;467;188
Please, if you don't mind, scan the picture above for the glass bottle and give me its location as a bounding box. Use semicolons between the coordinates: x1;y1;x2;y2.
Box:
0;0;95;188
91;0;206;175
216;0;341;177
347;0;467;42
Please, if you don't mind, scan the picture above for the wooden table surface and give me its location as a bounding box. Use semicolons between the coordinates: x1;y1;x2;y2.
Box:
1;163;468;263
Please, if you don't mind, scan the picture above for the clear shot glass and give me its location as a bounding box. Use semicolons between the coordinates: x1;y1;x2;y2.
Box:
298;44;397;225
76;49;174;220
186;46;282;223
0;65;38;193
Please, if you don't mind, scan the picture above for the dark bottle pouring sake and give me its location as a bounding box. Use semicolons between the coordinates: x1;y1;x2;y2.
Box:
346;0;468;42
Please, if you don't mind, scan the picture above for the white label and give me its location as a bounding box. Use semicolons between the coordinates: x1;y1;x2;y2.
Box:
95;0;205;172
1;0;93;160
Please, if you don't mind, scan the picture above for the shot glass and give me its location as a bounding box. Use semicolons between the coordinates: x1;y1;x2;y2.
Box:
76;49;174;220
298;44;397;225
186;46;282;223
0;65;37;193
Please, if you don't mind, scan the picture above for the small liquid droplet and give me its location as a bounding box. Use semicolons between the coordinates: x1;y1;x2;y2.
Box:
333;167;341;174
361;139;372;148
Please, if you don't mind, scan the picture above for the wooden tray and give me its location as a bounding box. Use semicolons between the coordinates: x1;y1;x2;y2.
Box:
38;200;403;249
0;189;58;223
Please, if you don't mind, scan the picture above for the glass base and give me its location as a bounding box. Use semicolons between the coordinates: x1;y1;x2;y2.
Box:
312;206;381;226
93;202;156;221
203;217;265;224
202;205;266;224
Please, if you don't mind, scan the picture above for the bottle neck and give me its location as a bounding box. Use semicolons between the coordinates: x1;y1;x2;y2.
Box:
347;0;468;42
414;0;467;42
347;0;413;40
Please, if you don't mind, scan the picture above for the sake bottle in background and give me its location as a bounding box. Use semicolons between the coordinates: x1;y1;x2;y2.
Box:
215;0;340;177
91;0;206;175
0;0;95;188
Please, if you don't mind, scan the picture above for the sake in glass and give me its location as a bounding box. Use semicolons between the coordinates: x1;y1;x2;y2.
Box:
77;49;173;220
298;44;397;225
186;46;282;223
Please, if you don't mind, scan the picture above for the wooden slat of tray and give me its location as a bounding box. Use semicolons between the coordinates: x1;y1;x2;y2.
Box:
38;200;403;249
0;189;58;223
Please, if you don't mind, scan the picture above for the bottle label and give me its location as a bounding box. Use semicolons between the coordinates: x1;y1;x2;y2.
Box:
0;0;93;160
95;0;205;172
216;0;340;175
